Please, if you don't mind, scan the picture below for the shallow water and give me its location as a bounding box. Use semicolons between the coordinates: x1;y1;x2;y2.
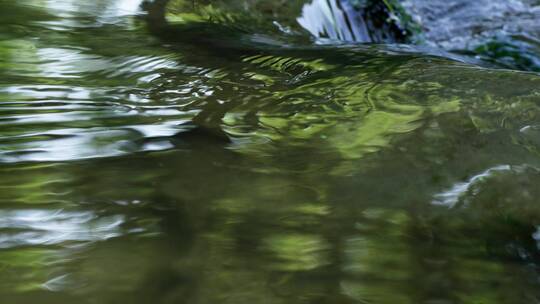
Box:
3;1;540;303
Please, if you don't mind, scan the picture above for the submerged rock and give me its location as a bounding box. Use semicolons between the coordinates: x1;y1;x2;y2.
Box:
140;0;540;171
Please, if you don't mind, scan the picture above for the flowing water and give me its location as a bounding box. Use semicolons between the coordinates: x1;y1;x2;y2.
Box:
3;0;540;303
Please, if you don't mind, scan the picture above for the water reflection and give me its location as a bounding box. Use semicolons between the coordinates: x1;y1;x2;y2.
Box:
3;0;540;303
0;209;124;248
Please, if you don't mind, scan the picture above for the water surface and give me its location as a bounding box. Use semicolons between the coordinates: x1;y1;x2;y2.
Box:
3;1;540;303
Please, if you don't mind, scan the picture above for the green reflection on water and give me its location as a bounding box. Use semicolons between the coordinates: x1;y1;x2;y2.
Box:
2;0;540;303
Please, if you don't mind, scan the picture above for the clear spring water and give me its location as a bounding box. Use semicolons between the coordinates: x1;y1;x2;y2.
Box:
3;1;540;303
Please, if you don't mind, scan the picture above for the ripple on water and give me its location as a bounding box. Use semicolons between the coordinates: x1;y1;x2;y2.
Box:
0;209;124;248
5;0;540;302
0;51;202;163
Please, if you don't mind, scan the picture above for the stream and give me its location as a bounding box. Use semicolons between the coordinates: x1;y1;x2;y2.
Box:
3;0;540;303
